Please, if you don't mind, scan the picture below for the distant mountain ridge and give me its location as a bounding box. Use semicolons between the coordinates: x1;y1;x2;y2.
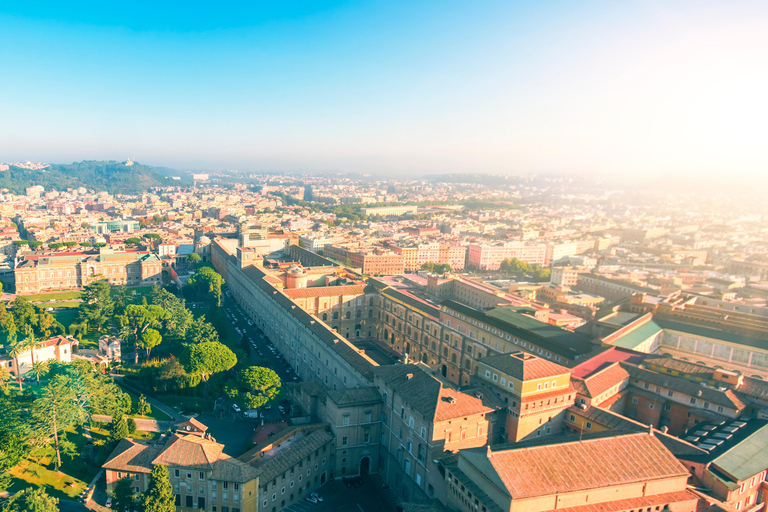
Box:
0;160;190;194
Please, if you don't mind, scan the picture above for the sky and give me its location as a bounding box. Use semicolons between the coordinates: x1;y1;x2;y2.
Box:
1;0;767;178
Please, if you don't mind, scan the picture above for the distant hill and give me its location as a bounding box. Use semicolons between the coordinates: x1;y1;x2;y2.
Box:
0;160;190;194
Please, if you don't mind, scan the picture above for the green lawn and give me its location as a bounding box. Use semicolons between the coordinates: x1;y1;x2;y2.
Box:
8;425;158;500
126;392;173;421
7;427;102;499
23;291;84;301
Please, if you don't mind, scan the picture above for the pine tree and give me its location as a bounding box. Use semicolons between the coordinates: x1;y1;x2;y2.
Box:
141;464;175;512
111;476;136;512
109;415;129;443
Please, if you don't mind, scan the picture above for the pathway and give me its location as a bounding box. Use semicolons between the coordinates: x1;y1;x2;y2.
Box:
91;415;174;432
110;373;187;422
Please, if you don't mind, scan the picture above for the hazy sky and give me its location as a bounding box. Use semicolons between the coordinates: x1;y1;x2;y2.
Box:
1;1;767;177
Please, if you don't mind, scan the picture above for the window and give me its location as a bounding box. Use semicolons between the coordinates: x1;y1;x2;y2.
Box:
508;381;514;390
342;415;350;426
492;374;498;382
632;397;639;404
586;422;592;429
199;472;205;480
485;370;491;378
174;469;180;478
364;411;372;422
342;437;348;446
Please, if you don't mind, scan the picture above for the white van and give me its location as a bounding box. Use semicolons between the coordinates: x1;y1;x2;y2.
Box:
243;409;259;419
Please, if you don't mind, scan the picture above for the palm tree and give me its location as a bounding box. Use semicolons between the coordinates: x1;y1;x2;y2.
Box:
29;360;48;383
7;337;26;391
23;325;44;366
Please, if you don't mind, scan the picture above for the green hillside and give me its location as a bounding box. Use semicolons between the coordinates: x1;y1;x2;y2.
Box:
0;160;188;194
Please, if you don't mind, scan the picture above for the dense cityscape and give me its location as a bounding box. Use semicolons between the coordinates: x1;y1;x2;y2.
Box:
0;162;765;512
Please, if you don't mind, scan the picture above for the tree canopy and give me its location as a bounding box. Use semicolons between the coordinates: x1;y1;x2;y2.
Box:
420;262;453;274
0;488;58;512
141;464;175;512
238;366;281;410
181;341;236;402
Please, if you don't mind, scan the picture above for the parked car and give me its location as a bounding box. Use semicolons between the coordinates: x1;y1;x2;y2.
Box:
105;497;113;508
309;492;323;502
305;496;318;504
232;404;241;413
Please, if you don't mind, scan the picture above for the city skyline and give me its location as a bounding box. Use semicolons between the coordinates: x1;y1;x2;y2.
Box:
2;1;767;178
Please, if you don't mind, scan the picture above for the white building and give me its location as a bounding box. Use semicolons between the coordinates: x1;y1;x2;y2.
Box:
1;335;77;376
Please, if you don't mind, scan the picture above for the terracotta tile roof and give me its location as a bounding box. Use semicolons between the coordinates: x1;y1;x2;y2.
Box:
474;432;689;499
374;365;492;423
210;458;260;483
554;490;700;512
583;362;630;398
102;439;160;474
175;417;208;433
284;284;366;299
479;352;570;381
327;387;382;407
151;434;224;470
622;363;747;410
239;428;333;483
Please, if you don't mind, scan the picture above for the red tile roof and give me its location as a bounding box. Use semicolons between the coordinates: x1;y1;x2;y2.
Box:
485;432;689;498
284;284;366;299
151;434;224;469
582;362;630;398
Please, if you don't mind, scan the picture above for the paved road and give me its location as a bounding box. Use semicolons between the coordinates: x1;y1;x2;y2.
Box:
284;476;395;512
92;414;174;432
110;374;187;422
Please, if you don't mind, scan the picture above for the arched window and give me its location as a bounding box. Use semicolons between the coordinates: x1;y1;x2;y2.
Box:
384;330;390;340
368;310;373;318
345;311;351;320
356;310;361;318
451;353;457;364
322;313;328;321
333;311;339;320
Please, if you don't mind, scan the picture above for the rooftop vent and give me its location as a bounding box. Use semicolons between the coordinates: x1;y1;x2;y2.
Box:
406;373;414;380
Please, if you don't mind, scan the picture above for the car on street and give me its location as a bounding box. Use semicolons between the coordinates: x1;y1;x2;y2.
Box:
305;496;318;504
105;497;113;508
232;404;241;413
309;492;323;502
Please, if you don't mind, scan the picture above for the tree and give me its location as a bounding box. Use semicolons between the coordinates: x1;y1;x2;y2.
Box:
187;252;201;263
22;324;44;365
150;288;193;346
181;341;236;403
37;310;56;338
139;328;162;358
185;316;219;345
11;296;37;330
48;242;64;250
127;417;137;434
144;233;161;240
125;237;141;245
80;241;92;247
6;337;26;391
29;360;49;383
29;372;89;468
63;241;78;248
94;242;107;247
78;280;114;333
238;366;281;411
111;476;137;512
0;487;58;512
186;266;224;306
135;394;151;416
141;464;175;512
109;415;130;443
500;258;532;274
117;305;170;363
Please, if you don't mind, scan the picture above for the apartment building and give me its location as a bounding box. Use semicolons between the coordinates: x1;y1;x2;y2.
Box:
467;242;548;270
297;234;346;253
374;364;493;503
324;245;405;275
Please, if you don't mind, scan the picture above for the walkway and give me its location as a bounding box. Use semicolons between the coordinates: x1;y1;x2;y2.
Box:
110;373;187;422
91;415;174;432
